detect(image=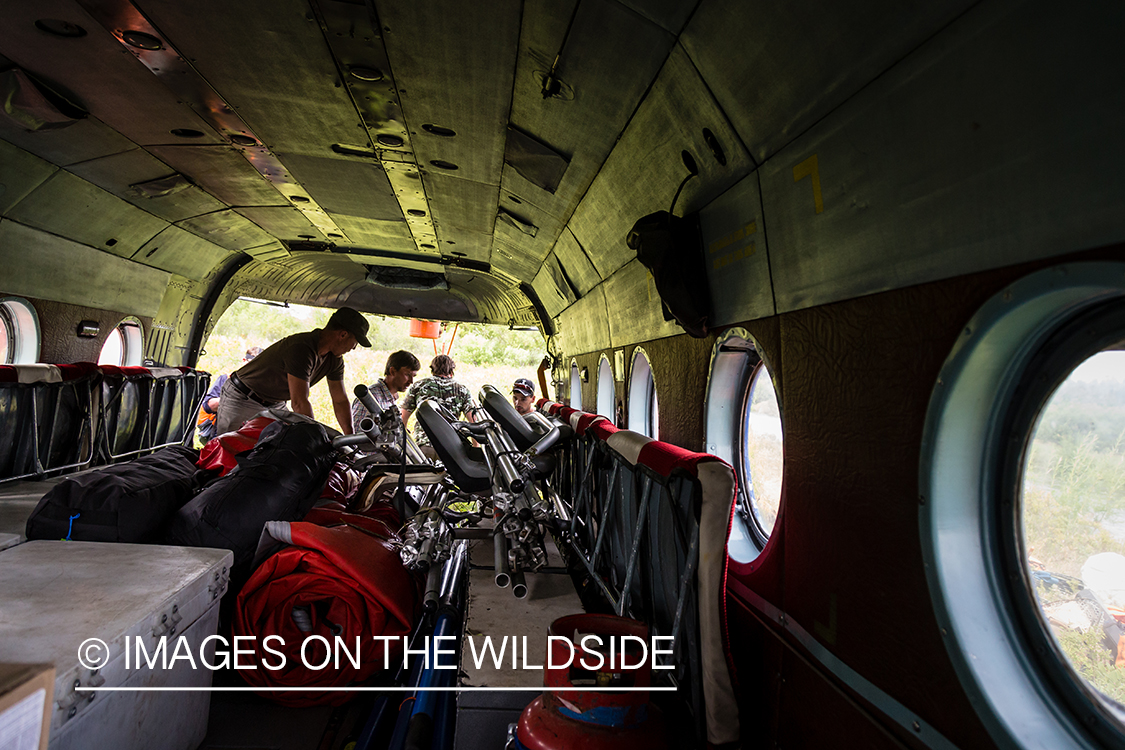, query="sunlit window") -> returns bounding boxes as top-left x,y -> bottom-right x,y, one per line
739,363 -> 783,541
99,320 -> 144,366
596,355 -> 614,420
0,298 -> 40,364
1022,348 -> 1125,718
570,363 -> 582,409
628,348 -> 658,439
